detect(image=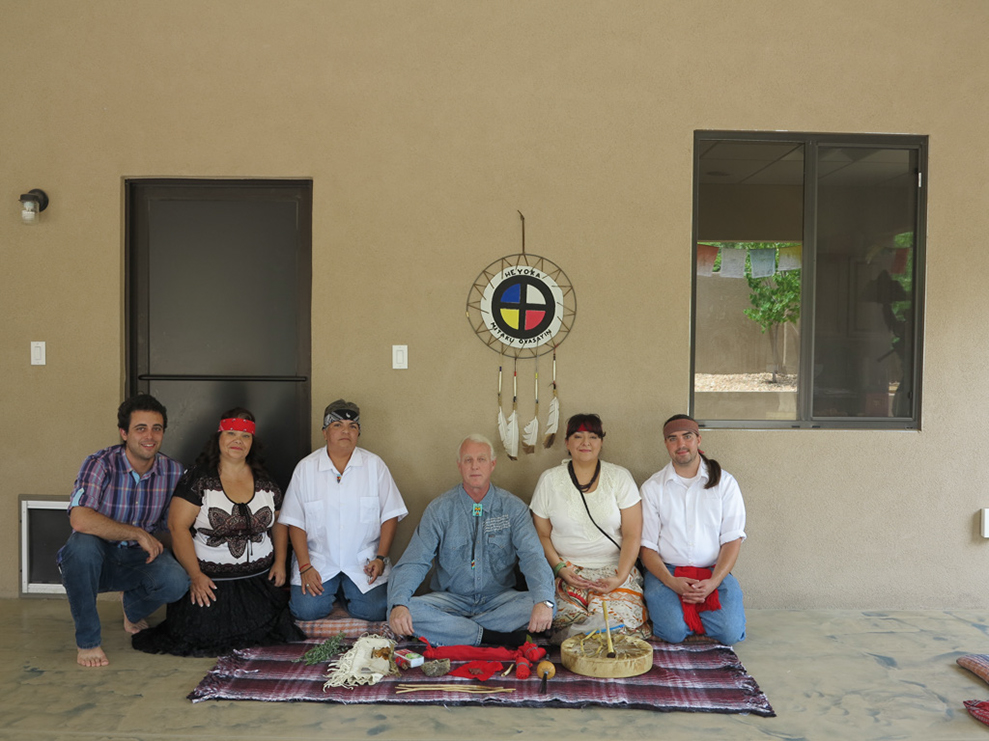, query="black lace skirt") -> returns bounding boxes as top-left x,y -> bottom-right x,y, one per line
132,572 -> 304,657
